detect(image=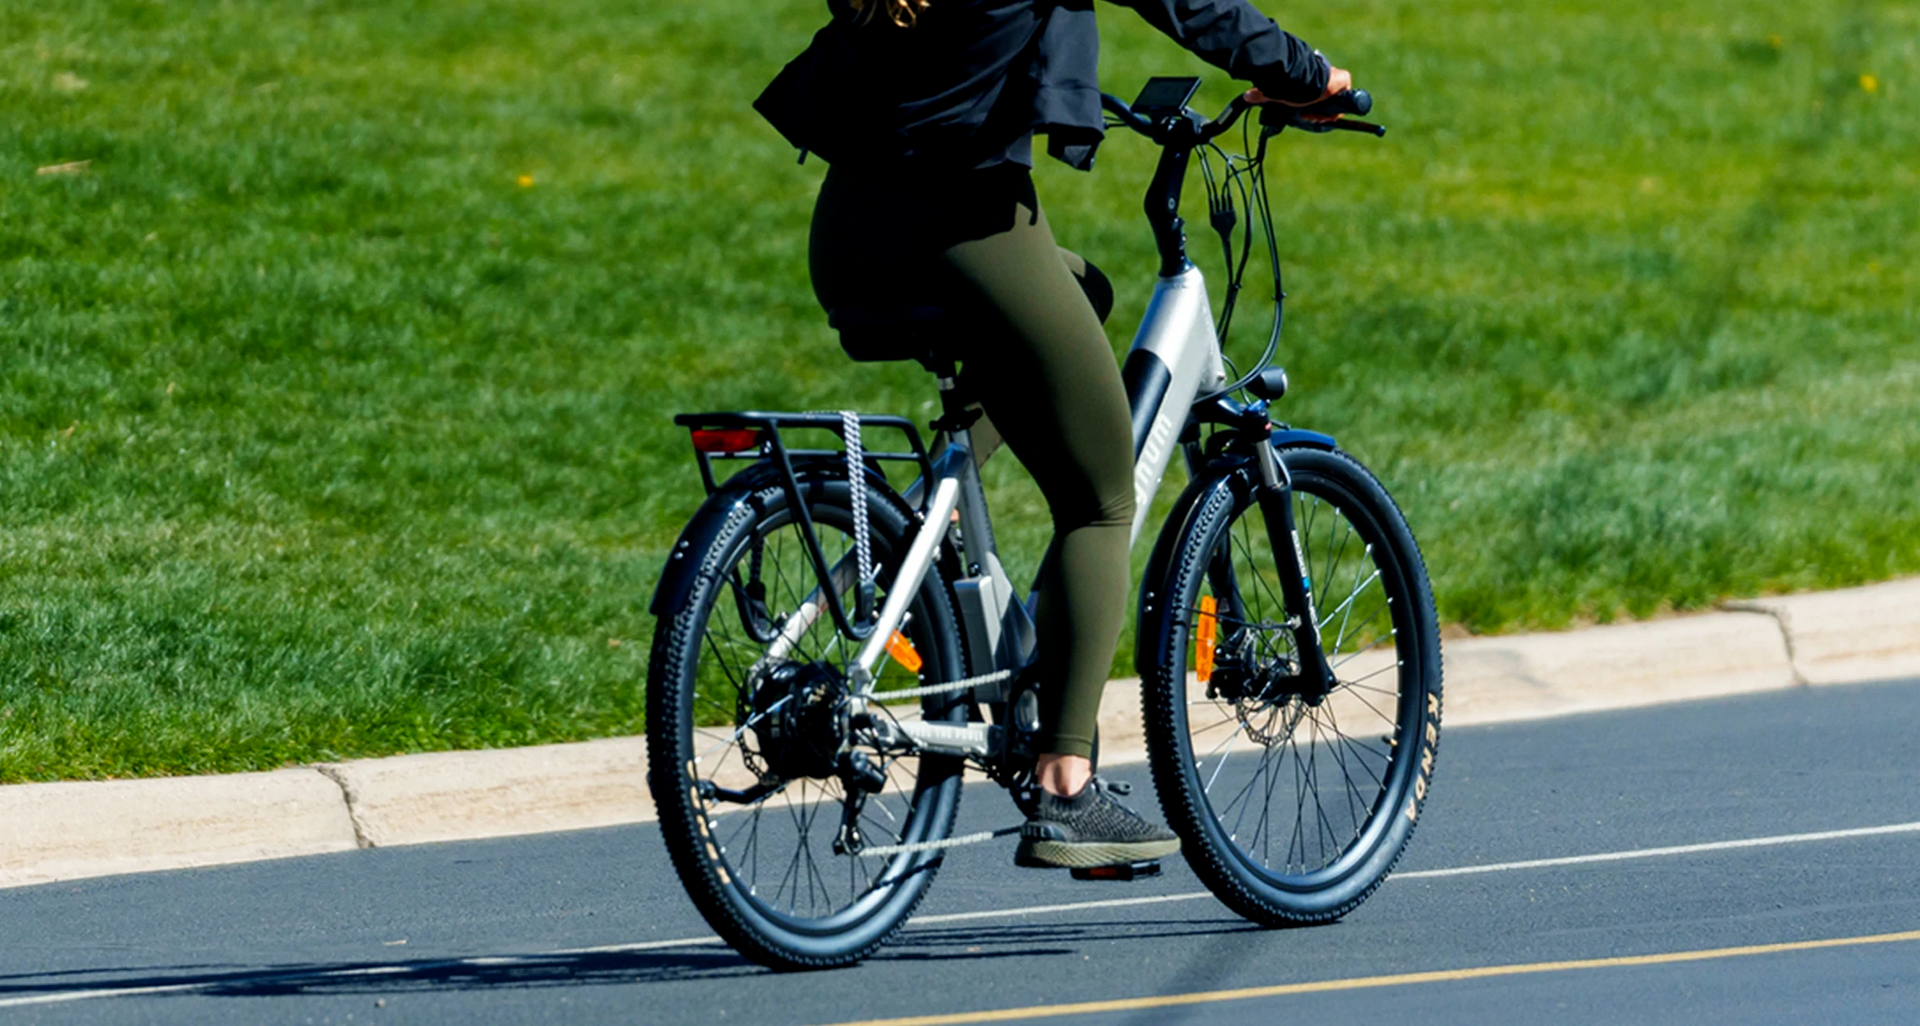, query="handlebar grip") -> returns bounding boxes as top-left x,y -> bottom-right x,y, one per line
1299,88 -> 1370,119
1258,88 -> 1380,134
